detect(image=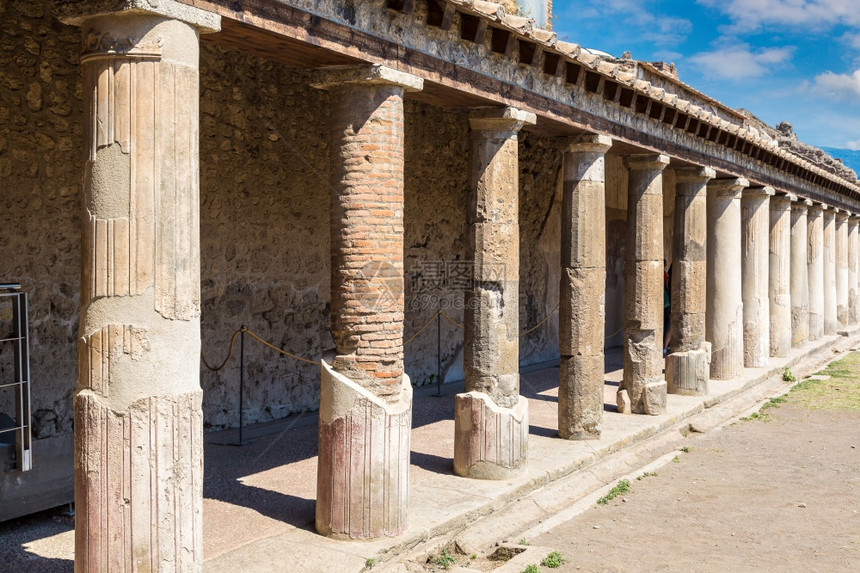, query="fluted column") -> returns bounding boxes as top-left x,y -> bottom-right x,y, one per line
558,135 -> 611,440
455,106 -> 535,479
823,208 -> 838,335
707,178 -> 748,380
836,210 -> 850,330
769,193 -> 793,358
808,203 -> 825,340
58,2 -> 220,570
741,186 -> 773,367
666,167 -> 713,395
312,65 -> 423,538
618,154 -> 669,415
850,215 -> 860,324
790,199 -> 811,345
